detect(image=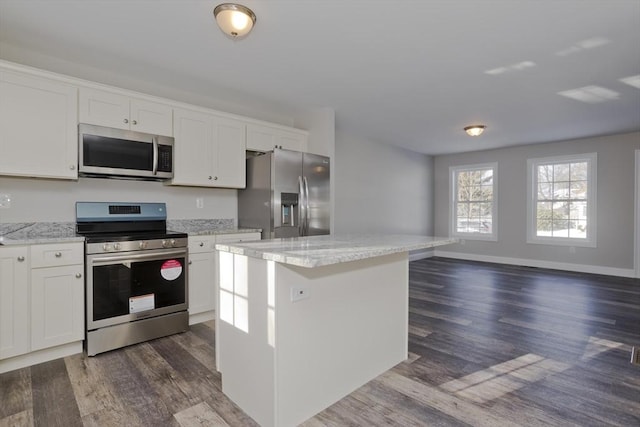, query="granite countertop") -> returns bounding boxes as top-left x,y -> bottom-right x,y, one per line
0,222 -> 82,245
215,234 -> 457,268
167,219 -> 261,236
0,219 -> 261,246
